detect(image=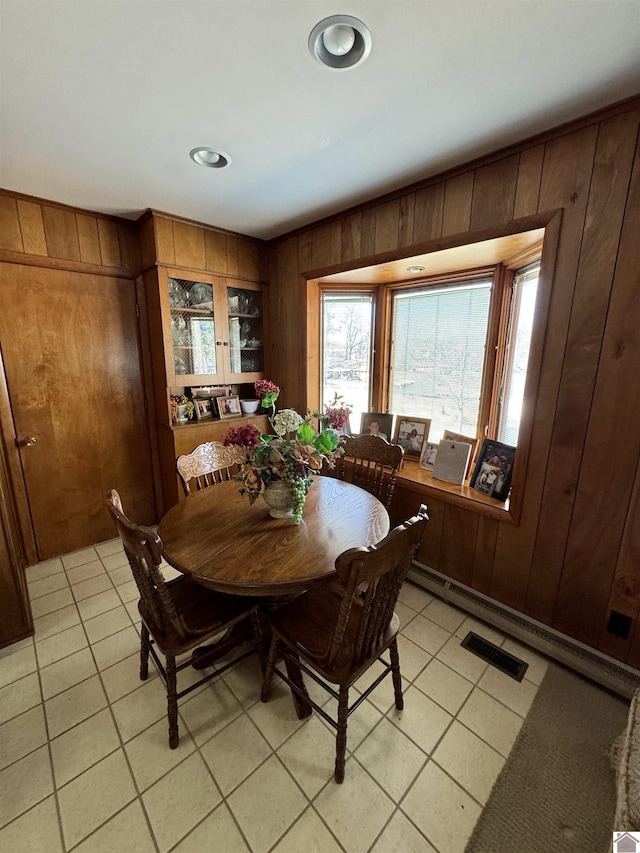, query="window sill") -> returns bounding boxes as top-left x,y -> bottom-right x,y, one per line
396,464 -> 516,524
